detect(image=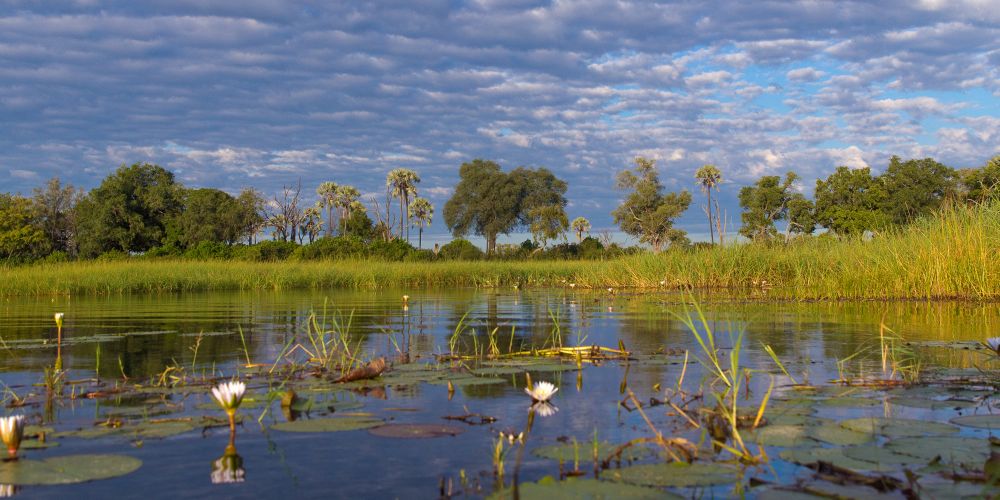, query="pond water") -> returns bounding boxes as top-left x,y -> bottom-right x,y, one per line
1,289 -> 998,498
